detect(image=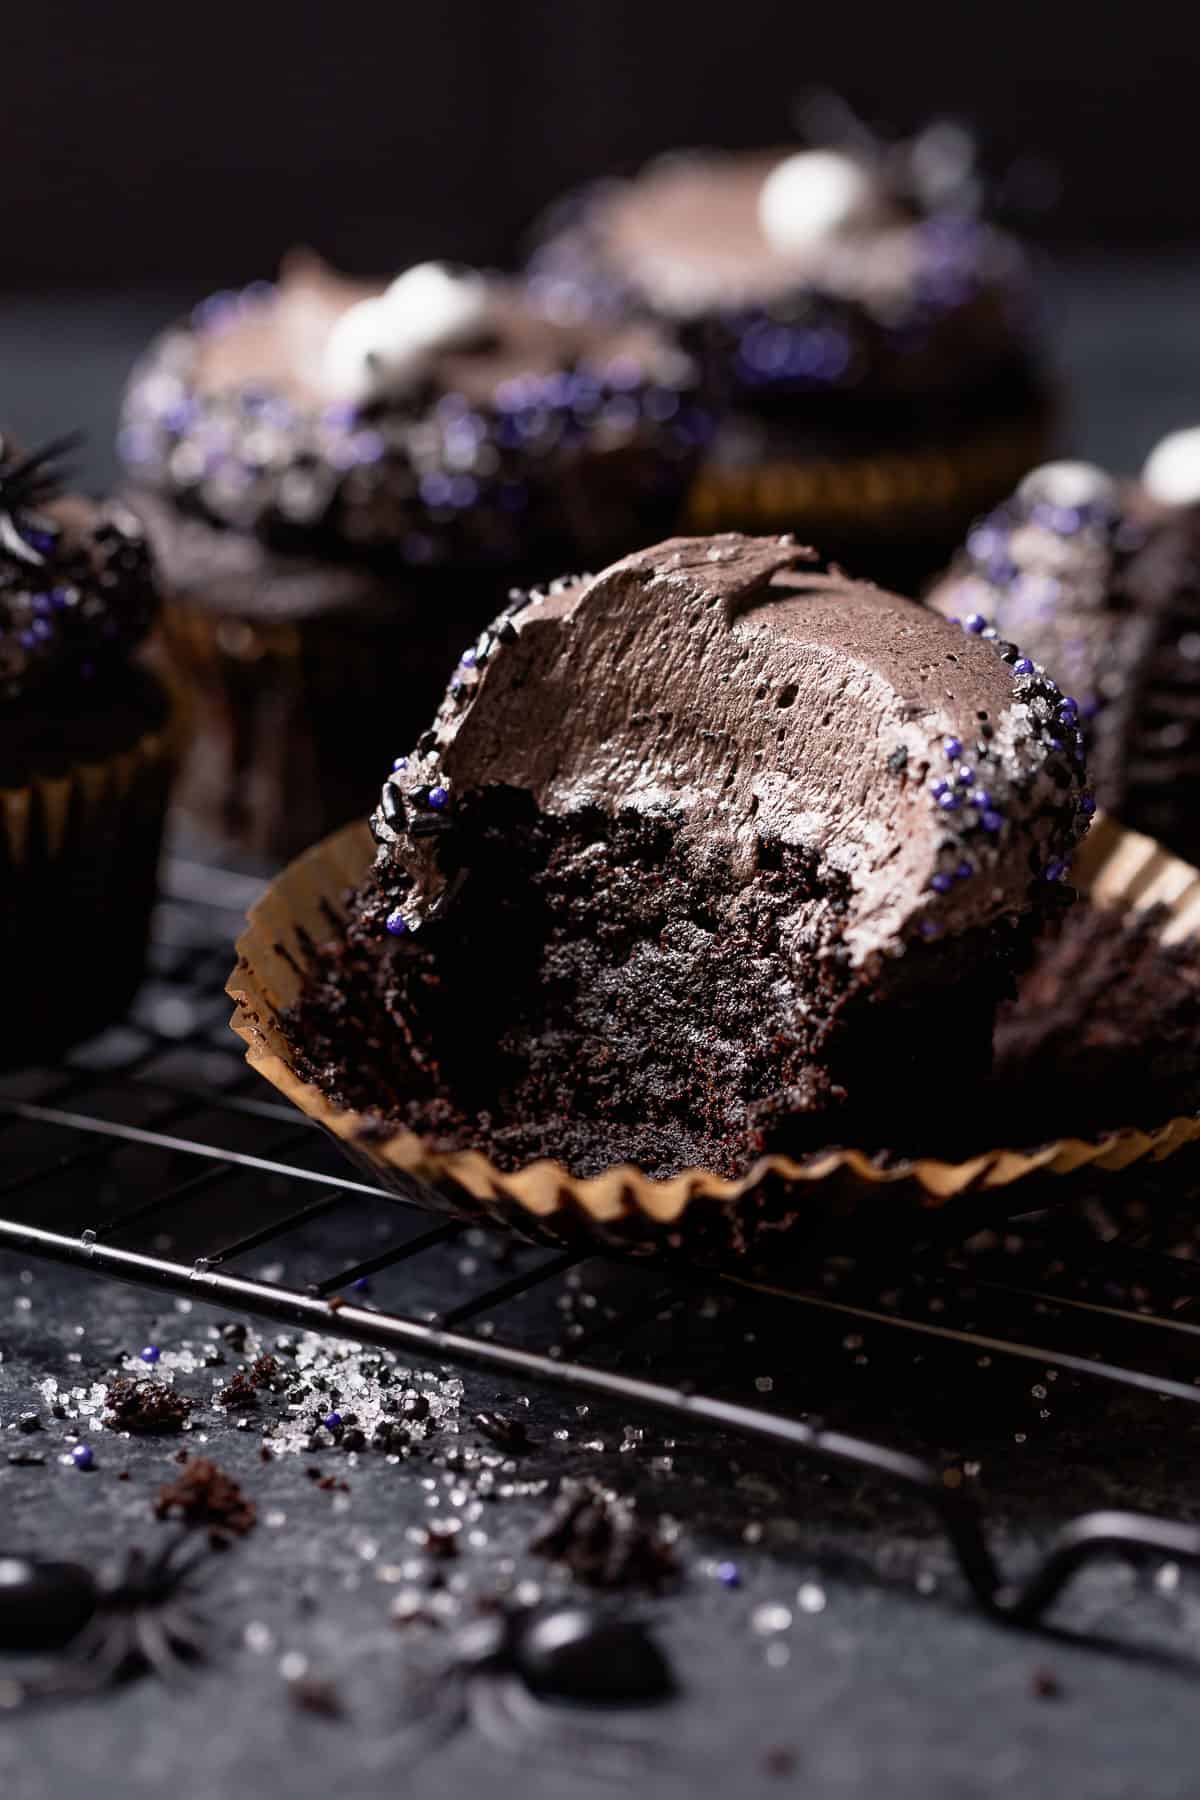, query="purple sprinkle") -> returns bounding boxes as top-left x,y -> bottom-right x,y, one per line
140,1345 -> 161,1364
1013,658 -> 1035,676
1044,859 -> 1066,882
955,766 -> 975,786
428,786 -> 449,810
956,862 -> 974,881
931,872 -> 955,894
944,737 -> 963,760
937,792 -> 962,811
930,779 -> 949,798
323,1412 -> 343,1432
964,613 -> 987,634
351,1277 -> 371,1294
71,1444 -> 95,1470
969,790 -> 993,810
459,650 -> 477,669
392,756 -> 408,772
716,1561 -> 741,1588
385,910 -> 408,937
1045,737 -> 1063,752
981,809 -> 1004,833
1057,697 -> 1079,721
1080,794 -> 1097,816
